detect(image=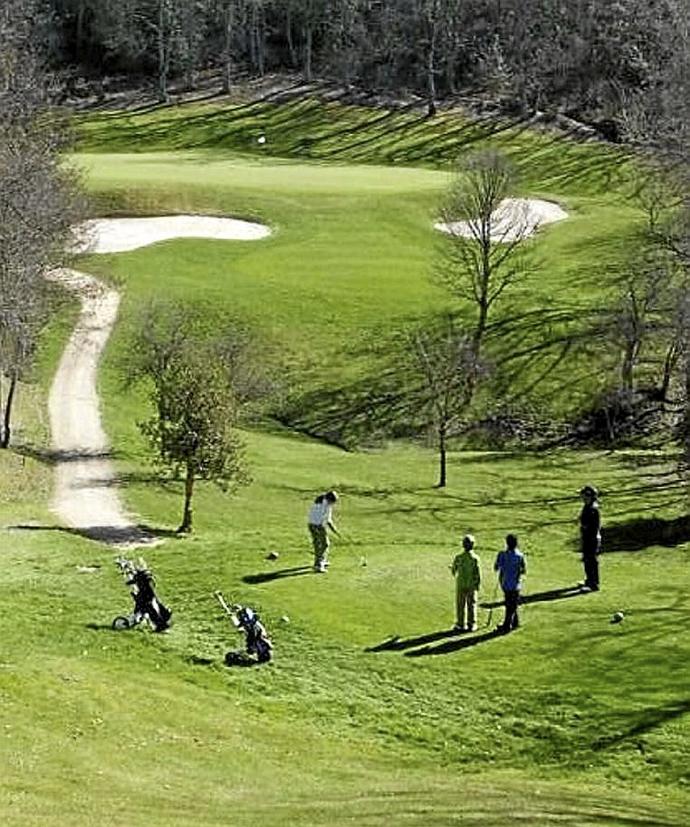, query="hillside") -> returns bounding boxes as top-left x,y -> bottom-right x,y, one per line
1,95 -> 688,826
